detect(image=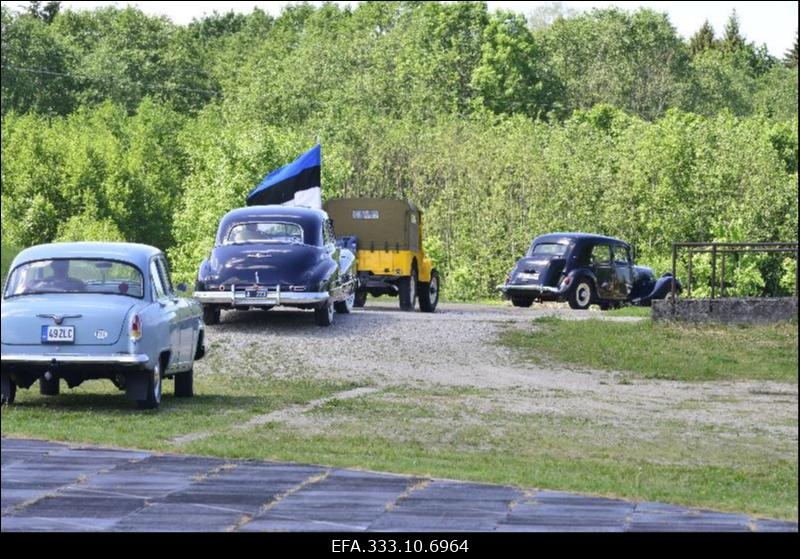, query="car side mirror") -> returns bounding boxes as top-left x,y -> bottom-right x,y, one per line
177,283 -> 187,293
